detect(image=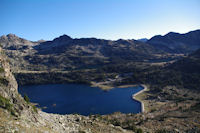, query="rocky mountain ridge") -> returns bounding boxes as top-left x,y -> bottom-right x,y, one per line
0,34 -> 38,50
148,29 -> 200,53
0,32 -> 166,72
